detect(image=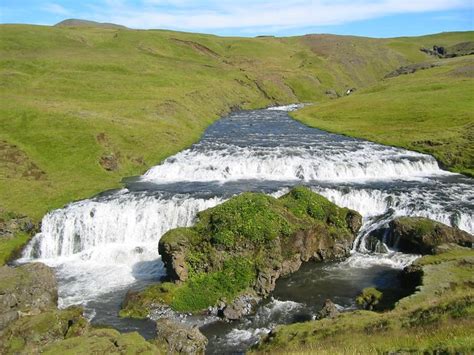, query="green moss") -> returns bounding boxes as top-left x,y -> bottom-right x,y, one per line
196,193 -> 294,247
171,258 -> 256,312
0,231 -> 31,265
280,185 -> 349,228
120,258 -> 256,315
356,287 -> 383,310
